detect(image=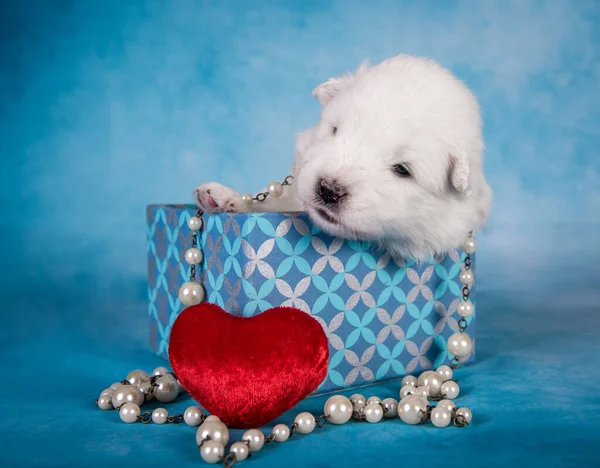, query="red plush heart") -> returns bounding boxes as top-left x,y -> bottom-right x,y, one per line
169,303 -> 329,428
